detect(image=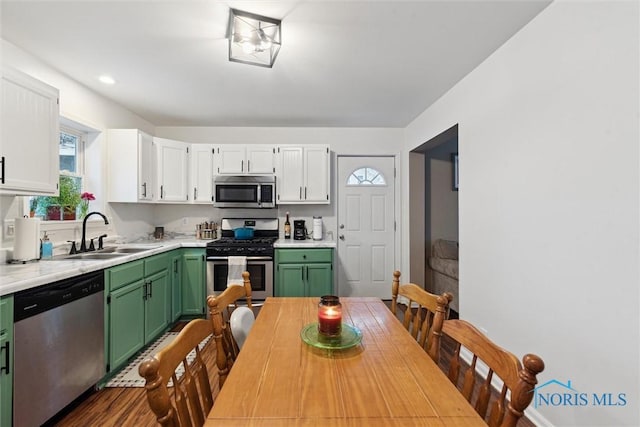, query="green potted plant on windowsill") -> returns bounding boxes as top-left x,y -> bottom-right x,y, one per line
41,175 -> 81,220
